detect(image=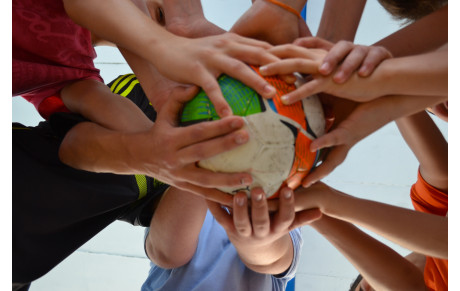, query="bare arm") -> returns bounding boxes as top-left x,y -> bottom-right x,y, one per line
310,215 -> 427,291
316,0 -> 367,42
375,5 -> 447,57
58,89 -> 254,206
60,79 -> 153,132
396,111 -> 448,191
291,183 -> 448,259
145,187 -> 207,268
63,0 -> 279,117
